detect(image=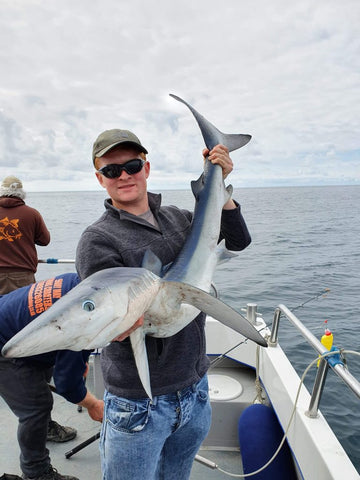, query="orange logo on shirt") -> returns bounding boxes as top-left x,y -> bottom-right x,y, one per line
27,277 -> 64,317
0,217 -> 22,242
